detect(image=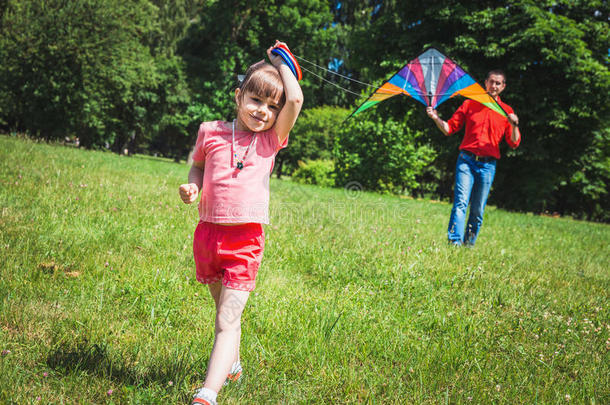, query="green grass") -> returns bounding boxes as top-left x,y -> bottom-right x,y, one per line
1,134 -> 608,404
